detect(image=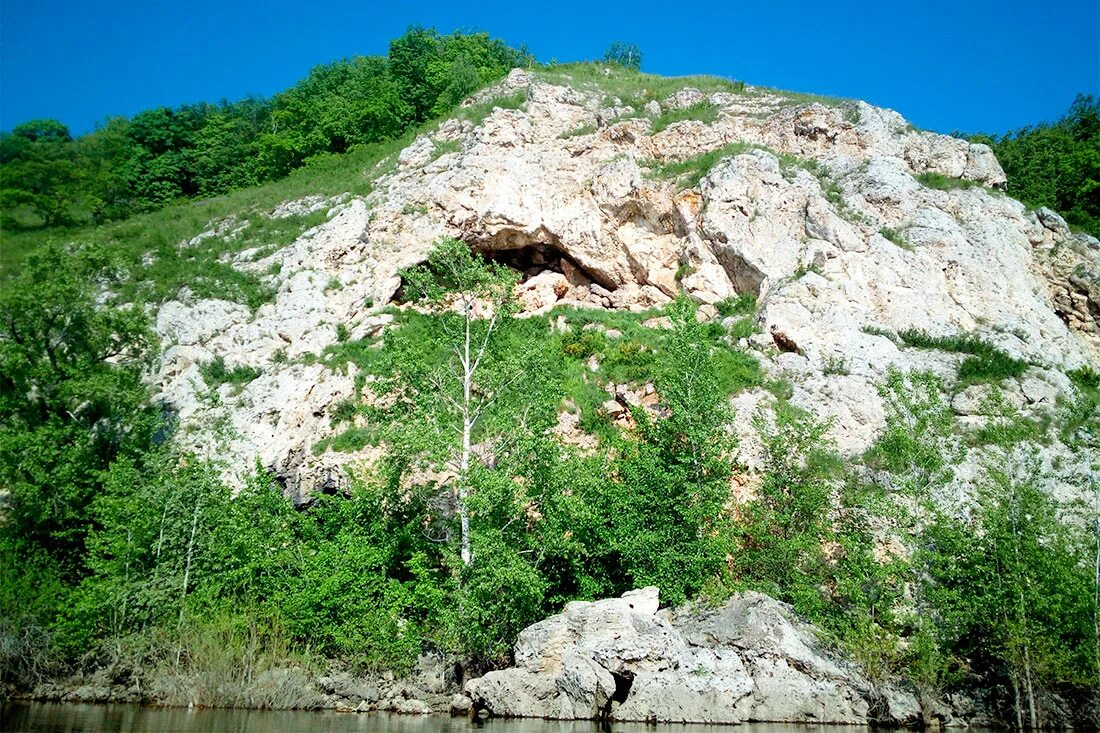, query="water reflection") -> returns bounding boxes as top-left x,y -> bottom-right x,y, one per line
1,703 -> 875,733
